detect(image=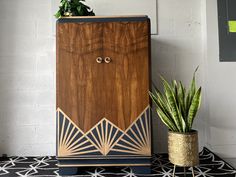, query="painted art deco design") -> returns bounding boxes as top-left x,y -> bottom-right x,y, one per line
57,106 -> 151,157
